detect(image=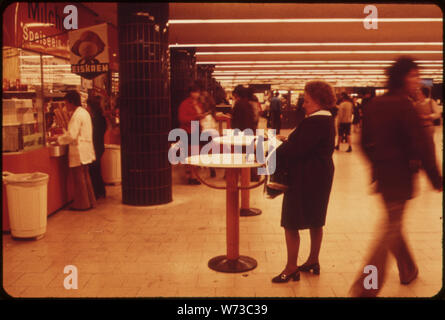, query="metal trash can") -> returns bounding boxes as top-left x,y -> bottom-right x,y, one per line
101,144 -> 121,184
3,171 -> 49,239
